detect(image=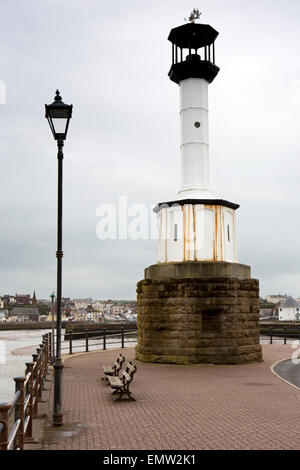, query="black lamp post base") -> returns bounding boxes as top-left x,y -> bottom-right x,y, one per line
52,358 -> 64,427
52,413 -> 64,427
